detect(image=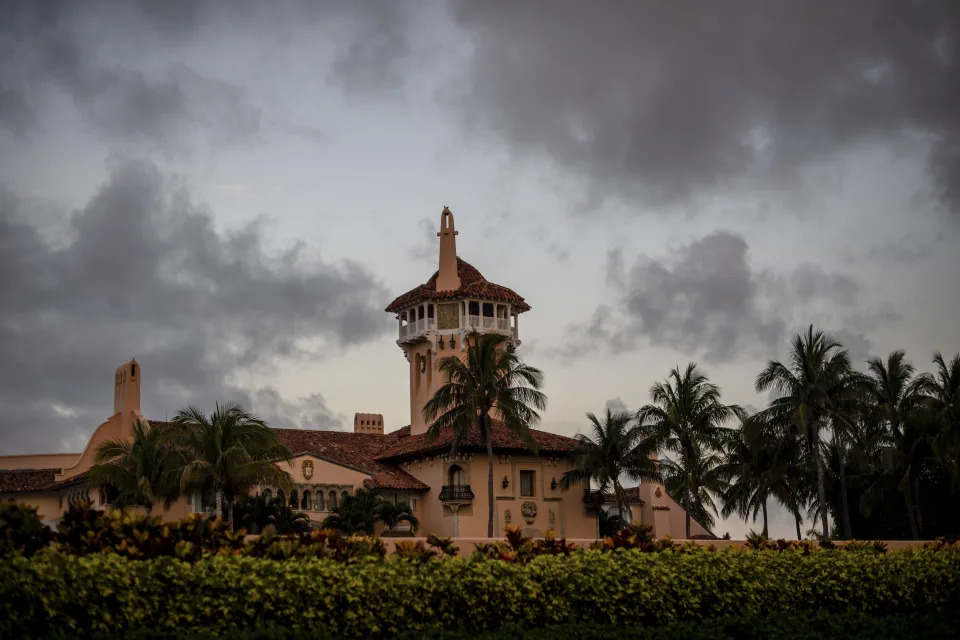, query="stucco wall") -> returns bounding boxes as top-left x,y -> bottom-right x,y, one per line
395,453 -> 597,539
0,453 -> 79,471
